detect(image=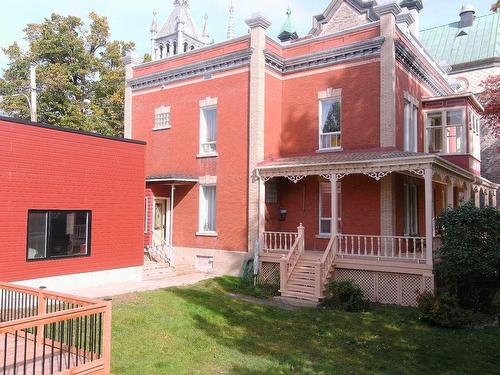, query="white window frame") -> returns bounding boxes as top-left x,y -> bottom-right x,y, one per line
318,97 -> 342,151
425,107 -> 466,154
198,184 -> 217,236
403,99 -> 418,152
318,182 -> 342,236
470,111 -> 481,160
153,106 -> 171,130
403,181 -> 418,236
